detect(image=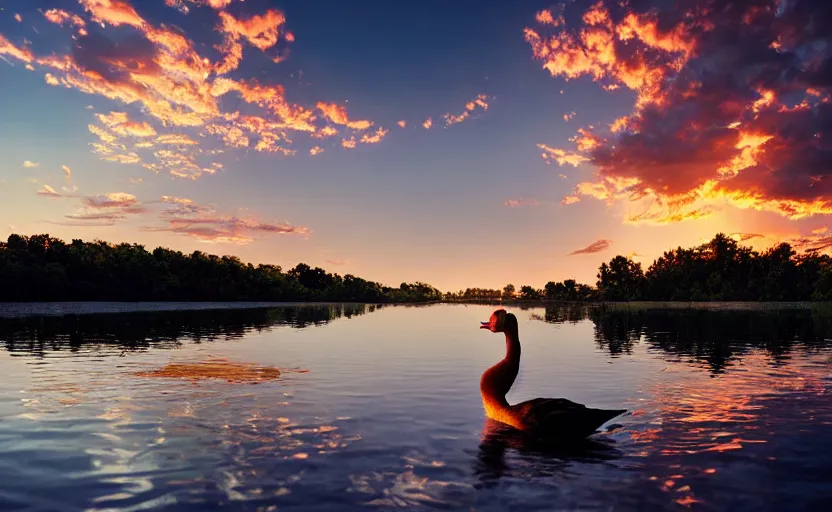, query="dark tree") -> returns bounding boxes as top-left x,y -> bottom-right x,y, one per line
0,234 -> 440,303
